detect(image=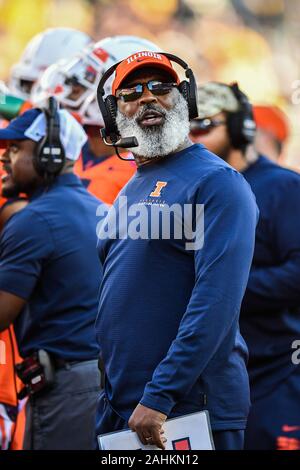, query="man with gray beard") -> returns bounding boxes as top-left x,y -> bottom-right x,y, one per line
95,52 -> 258,450
115,68 -> 190,160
